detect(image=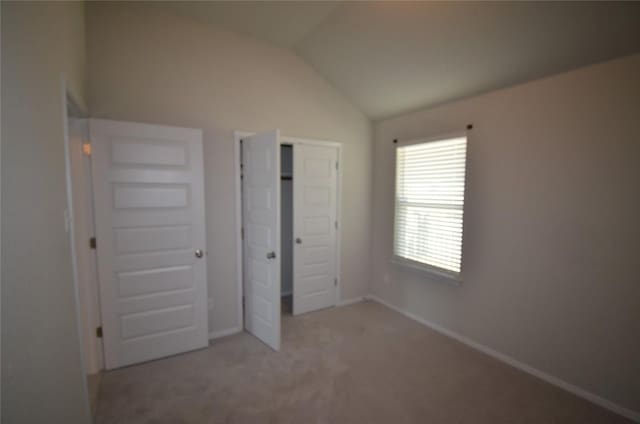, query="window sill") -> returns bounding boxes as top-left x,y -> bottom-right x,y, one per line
390,256 -> 462,286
